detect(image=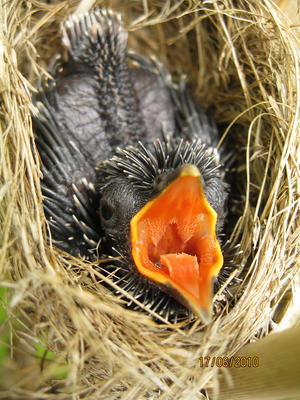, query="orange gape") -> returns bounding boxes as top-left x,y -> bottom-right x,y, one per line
130,167 -> 223,321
